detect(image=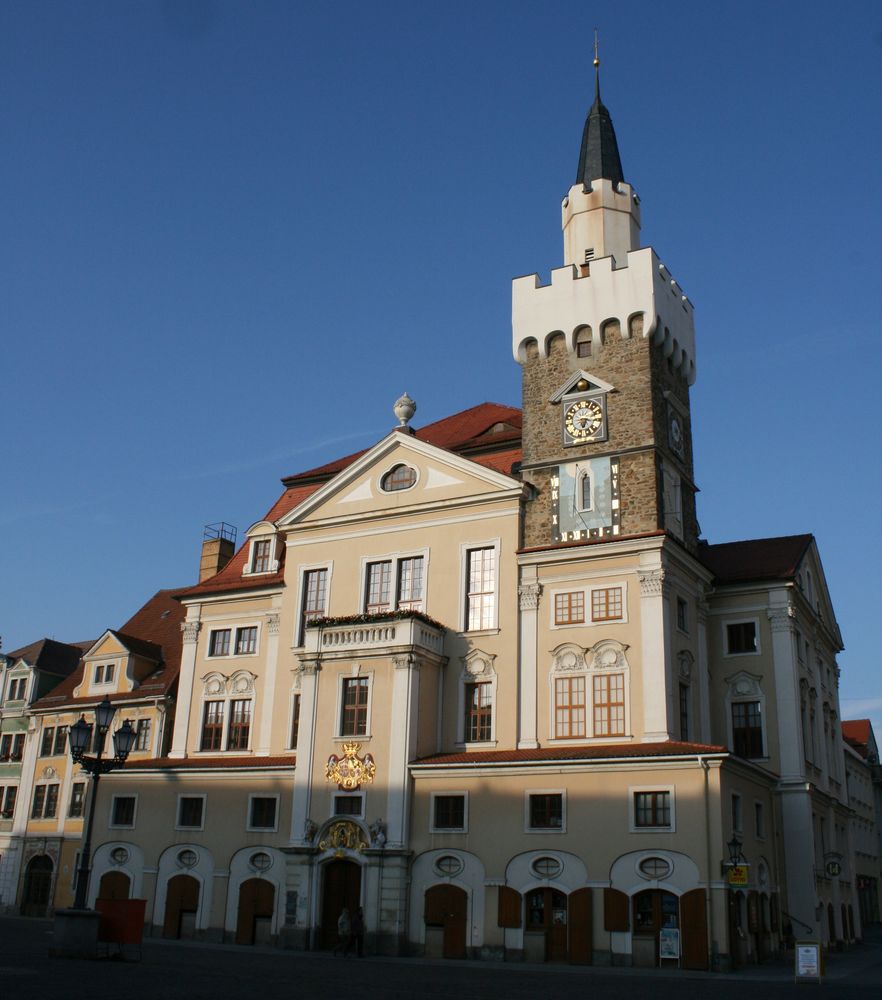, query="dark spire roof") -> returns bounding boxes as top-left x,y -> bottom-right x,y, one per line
575,63 -> 625,189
